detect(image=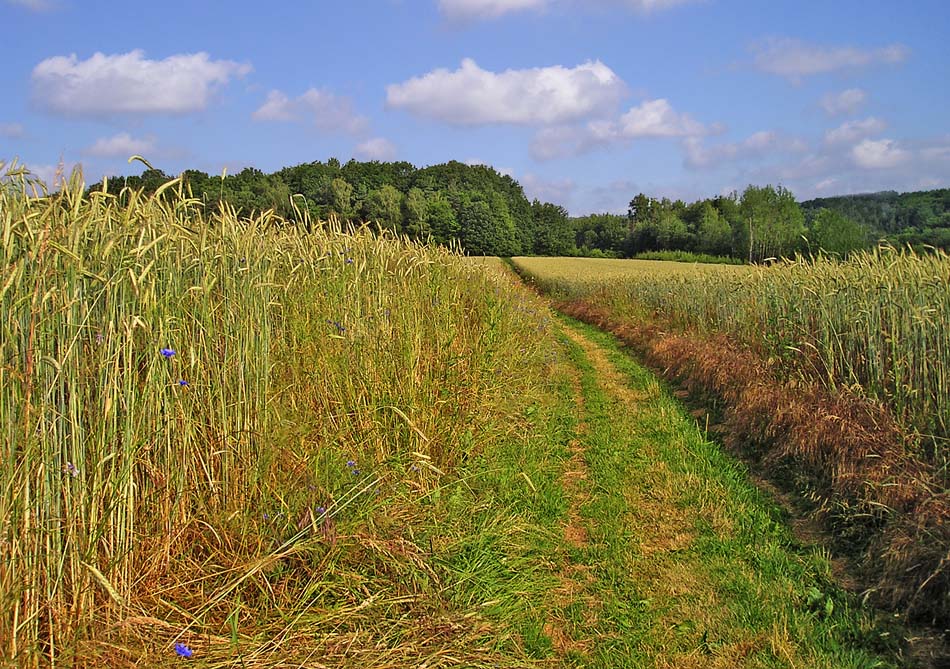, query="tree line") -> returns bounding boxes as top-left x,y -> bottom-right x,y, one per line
90,160 -> 950,261
576,184 -> 950,261
91,159 -> 574,257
